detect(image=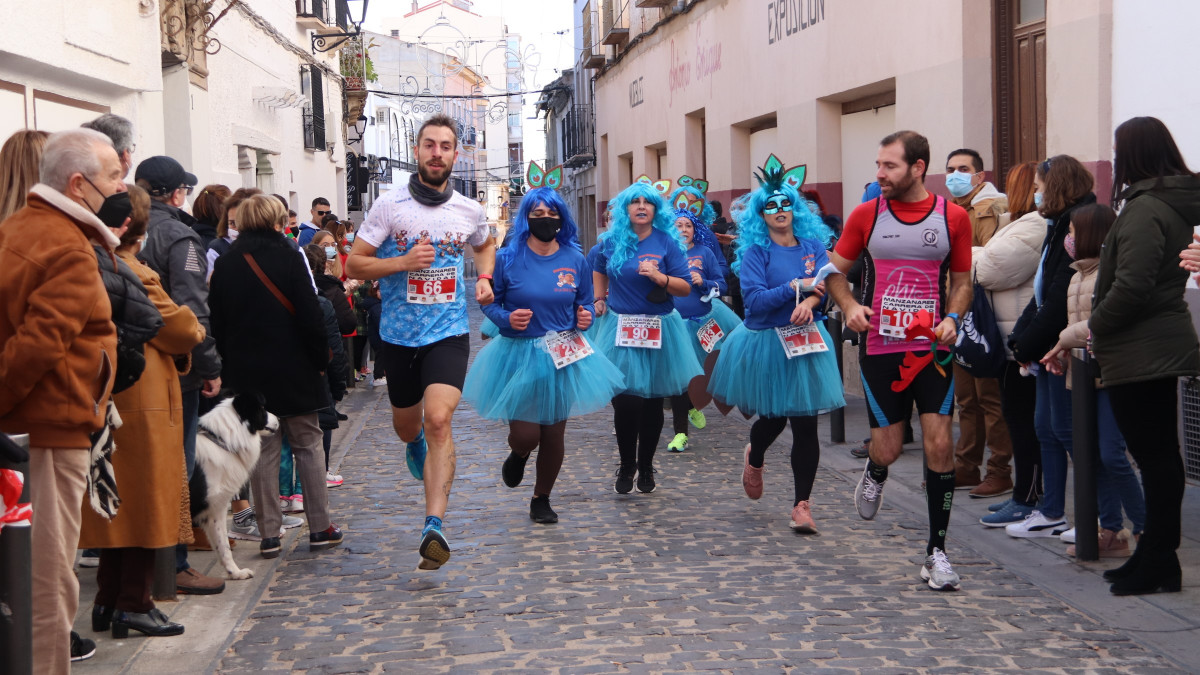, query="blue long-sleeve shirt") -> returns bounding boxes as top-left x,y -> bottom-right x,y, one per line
481,243 -> 595,338
592,229 -> 690,316
674,244 -> 728,319
740,239 -> 830,330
